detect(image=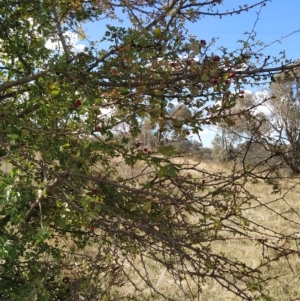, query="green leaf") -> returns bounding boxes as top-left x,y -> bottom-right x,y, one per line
153,27 -> 162,39
157,164 -> 179,177
201,73 -> 210,81
143,201 -> 152,211
158,145 -> 177,156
